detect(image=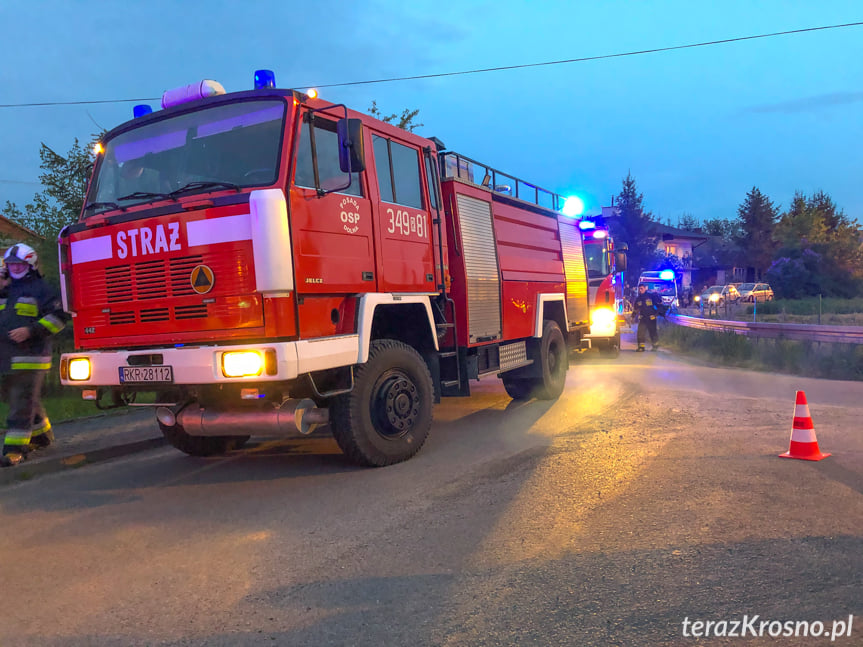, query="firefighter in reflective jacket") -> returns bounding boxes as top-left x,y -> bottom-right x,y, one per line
0,243 -> 69,467
632,283 -> 665,352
